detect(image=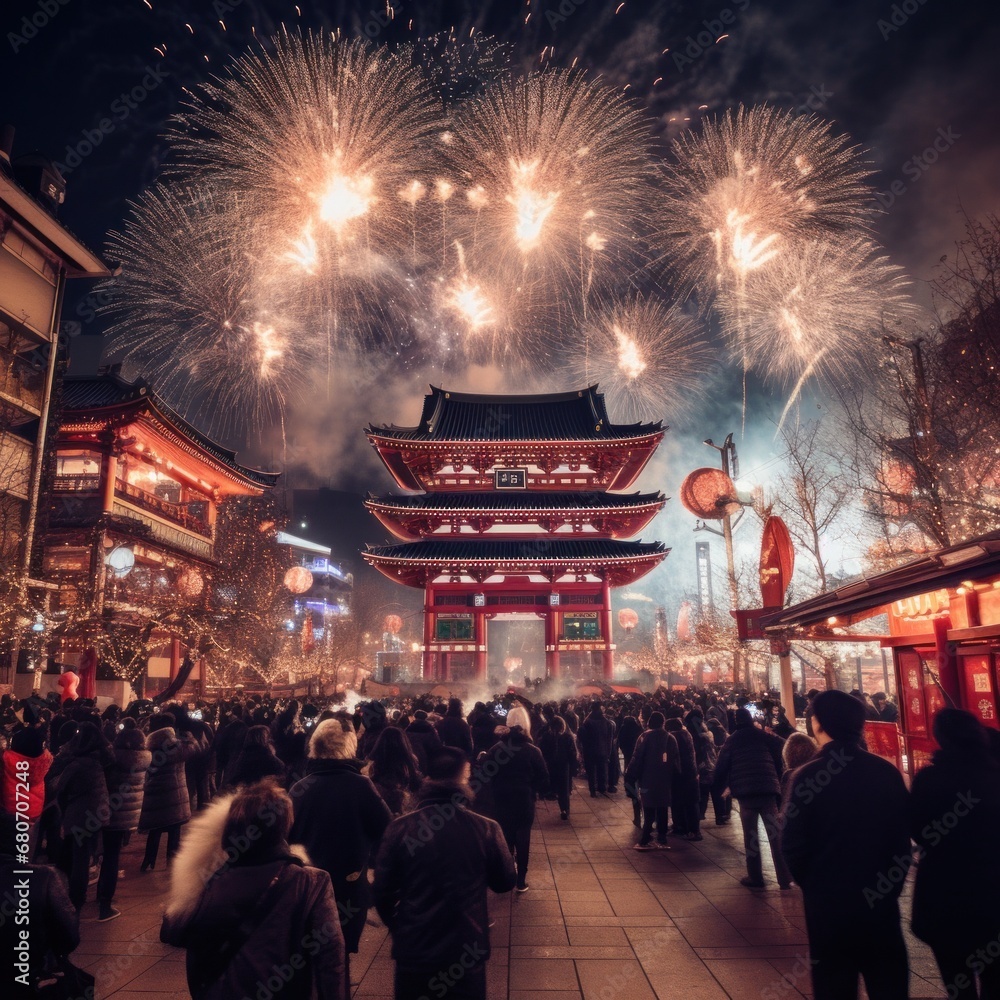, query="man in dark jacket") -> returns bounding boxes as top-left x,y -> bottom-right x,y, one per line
664,713 -> 700,840
436,699 -> 474,759
578,701 -> 616,797
404,711 -> 441,775
713,708 -> 791,888
373,747 -> 516,1000
625,713 -> 680,849
781,690 -> 910,1000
